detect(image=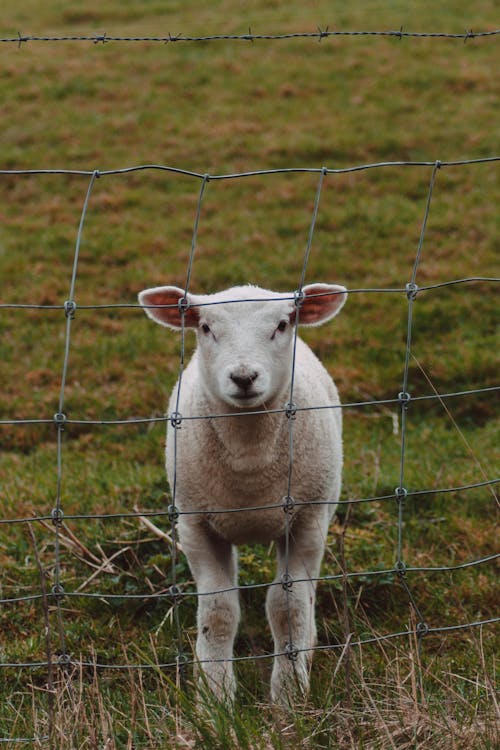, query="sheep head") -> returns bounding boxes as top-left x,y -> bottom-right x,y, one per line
138,284 -> 347,410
